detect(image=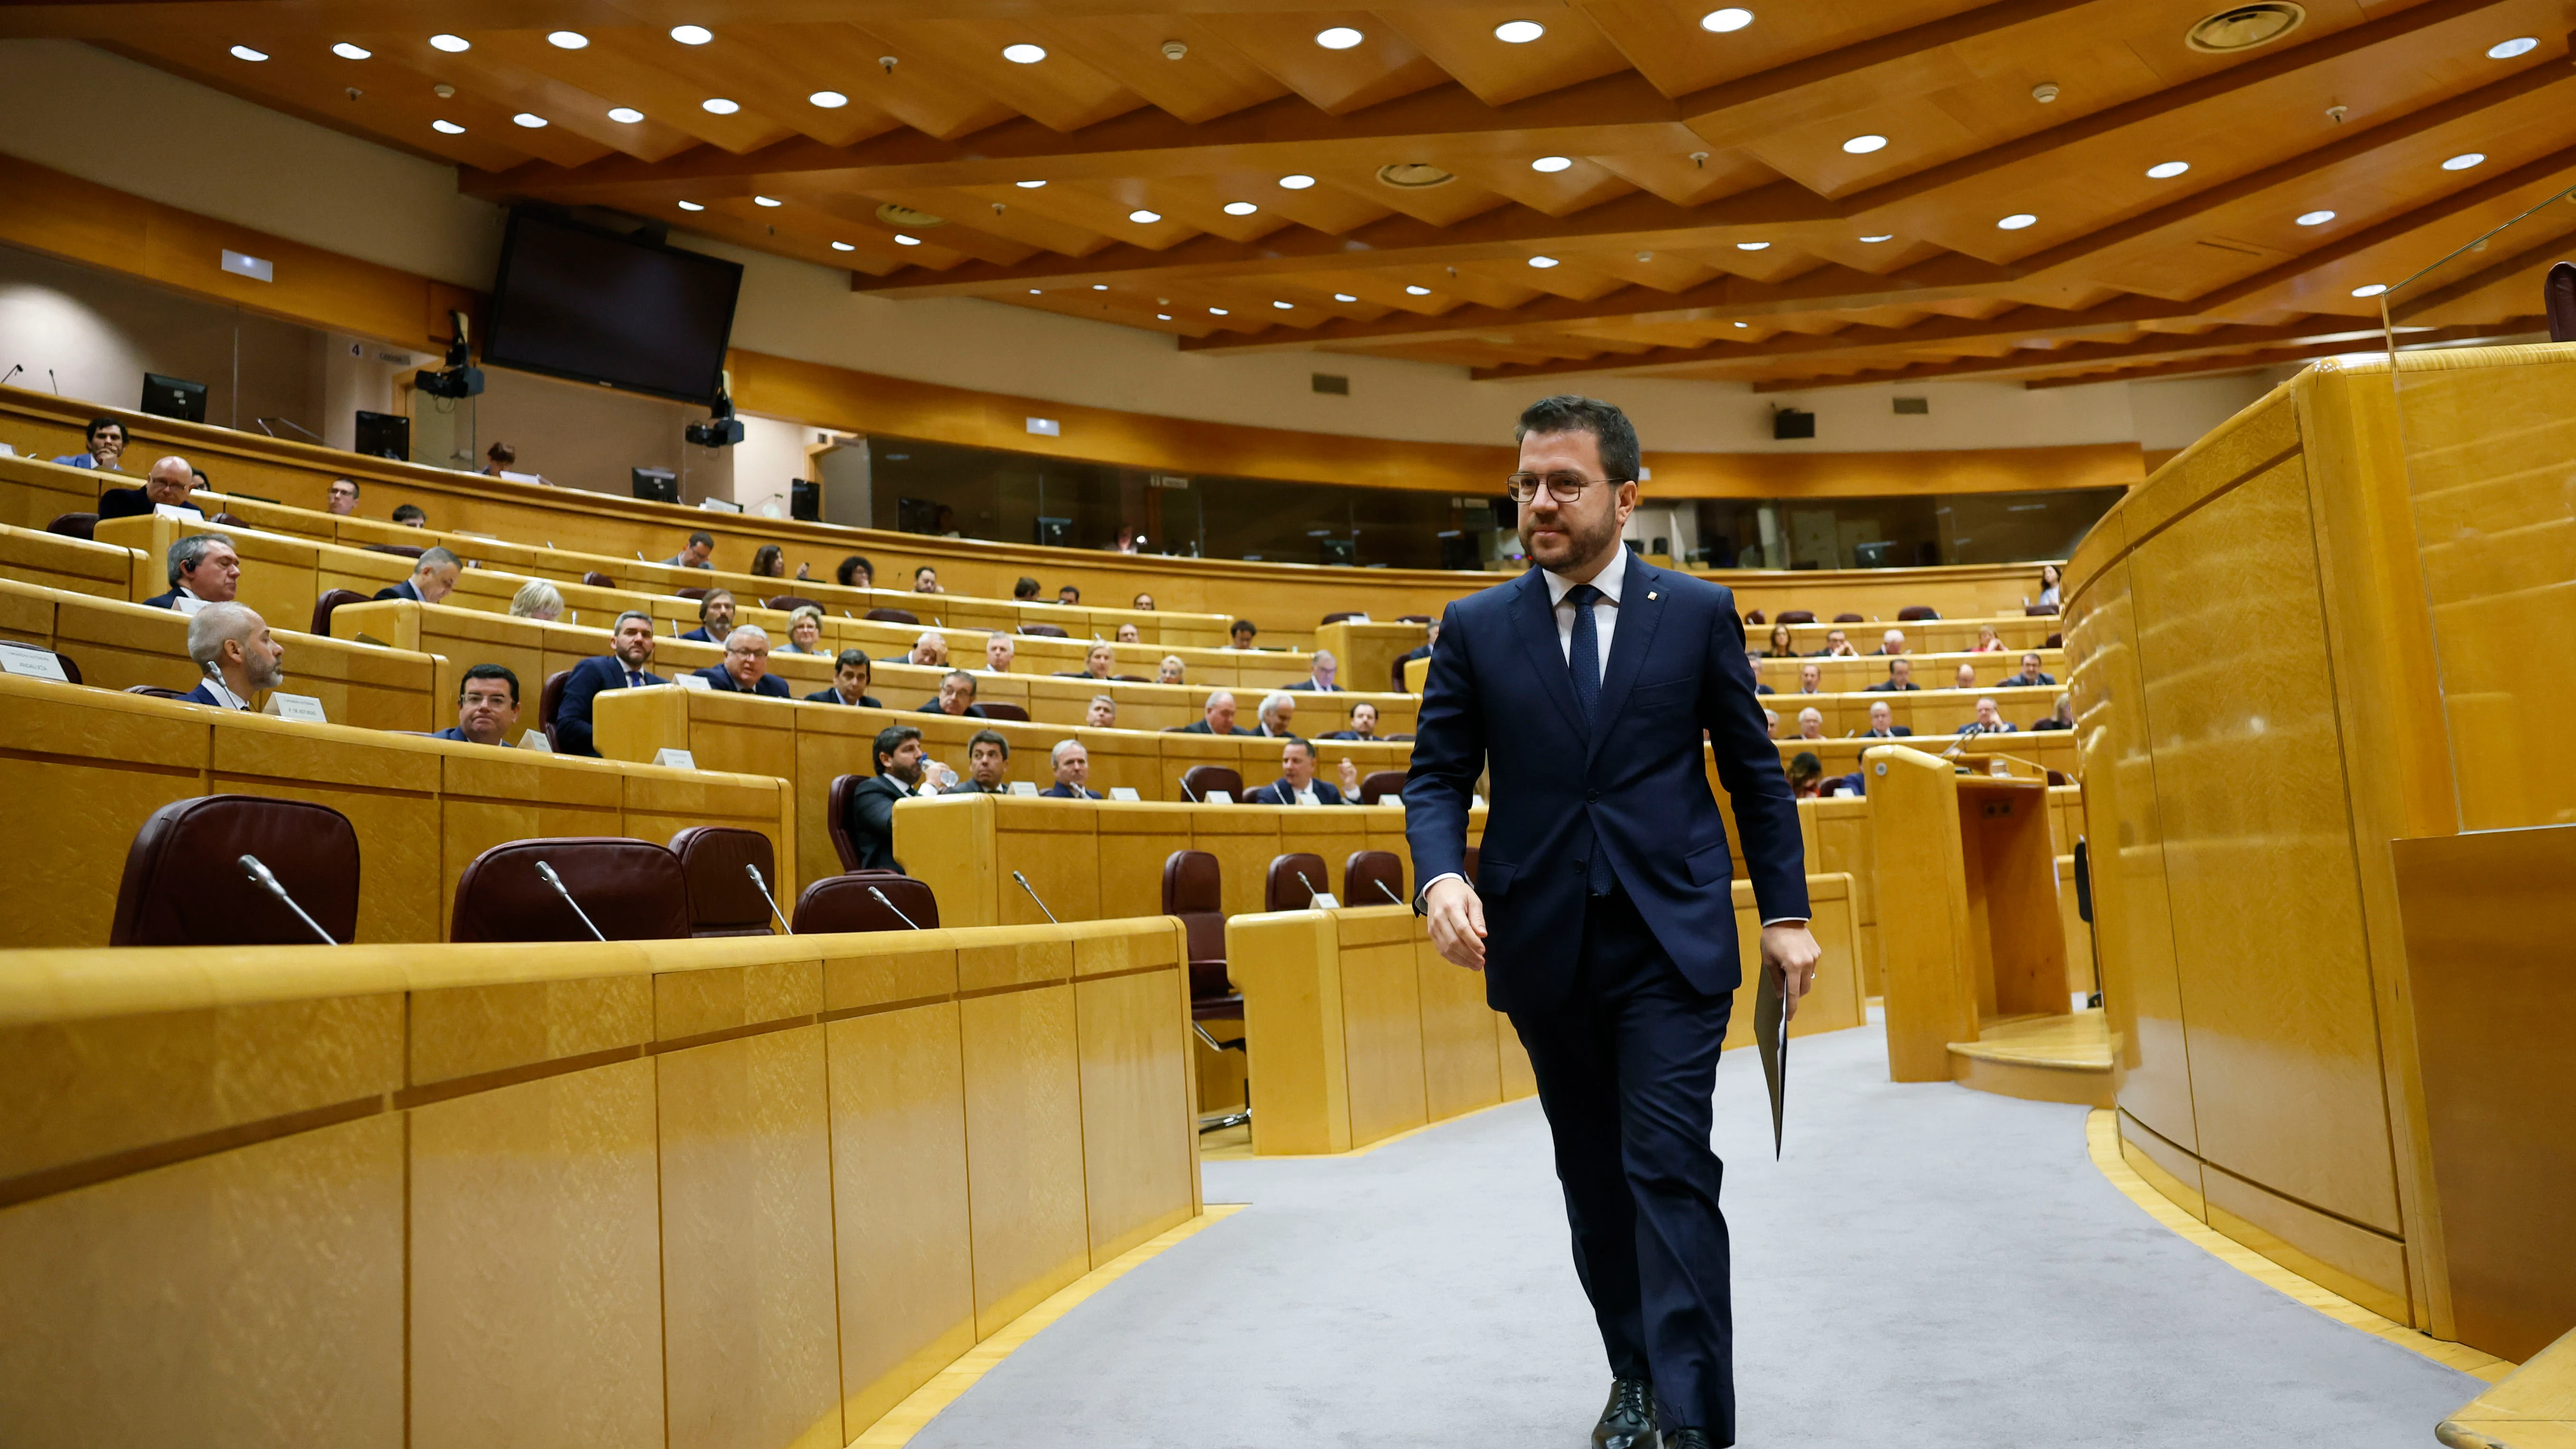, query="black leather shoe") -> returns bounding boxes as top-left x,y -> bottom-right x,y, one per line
1665,1430 -> 1714,1449
1592,1378 -> 1658,1449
